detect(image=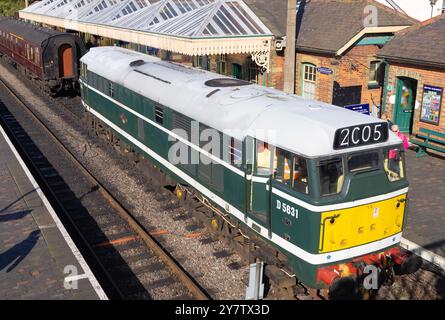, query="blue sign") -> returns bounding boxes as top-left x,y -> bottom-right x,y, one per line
345,103 -> 370,115
317,67 -> 333,75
